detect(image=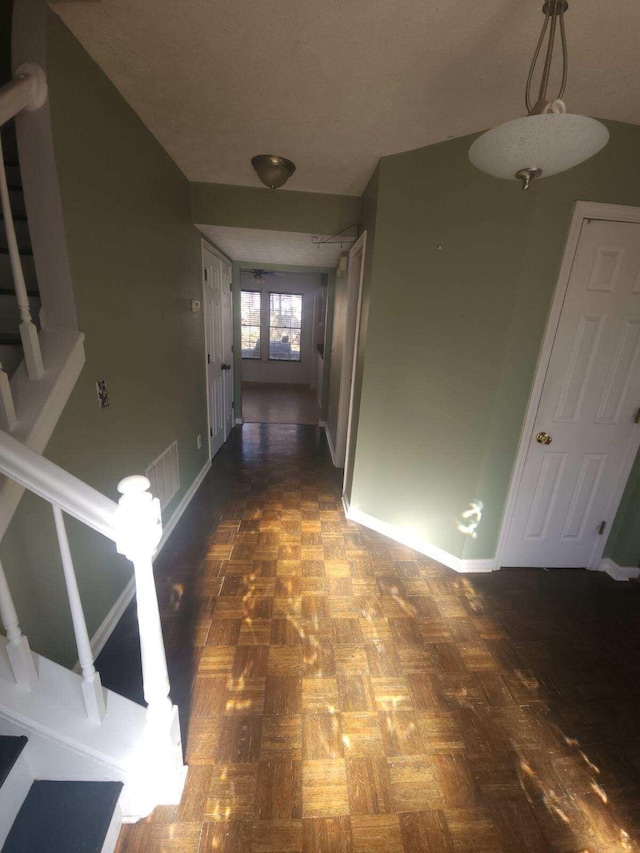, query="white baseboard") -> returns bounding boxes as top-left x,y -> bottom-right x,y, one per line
84,458 -> 212,665
342,495 -> 499,574
597,558 -> 640,582
235,418 -> 244,425
87,577 -> 136,664
324,424 -> 339,467
157,458 -> 211,553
